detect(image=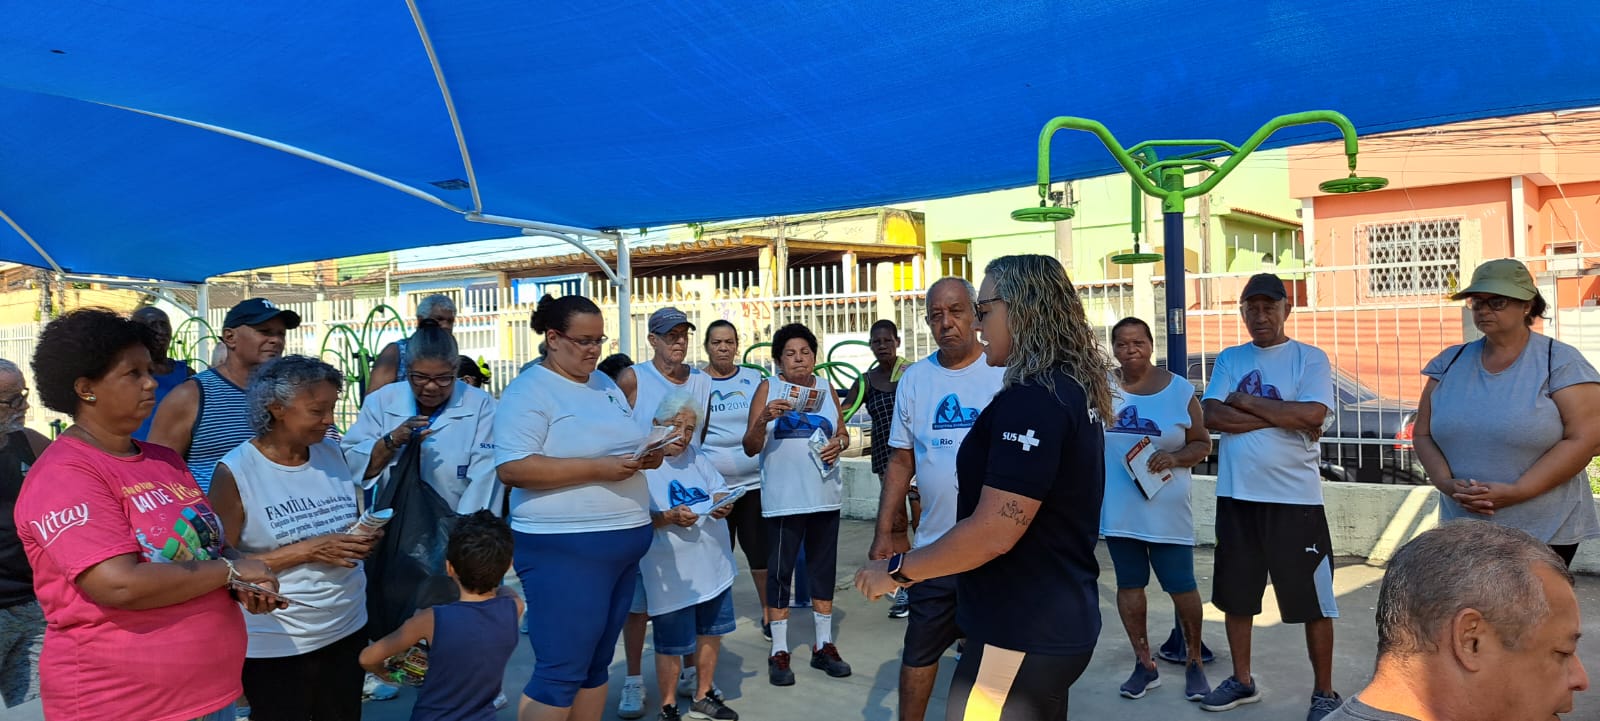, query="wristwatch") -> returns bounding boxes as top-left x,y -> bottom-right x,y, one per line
888,552 -> 915,586
383,433 -> 402,450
